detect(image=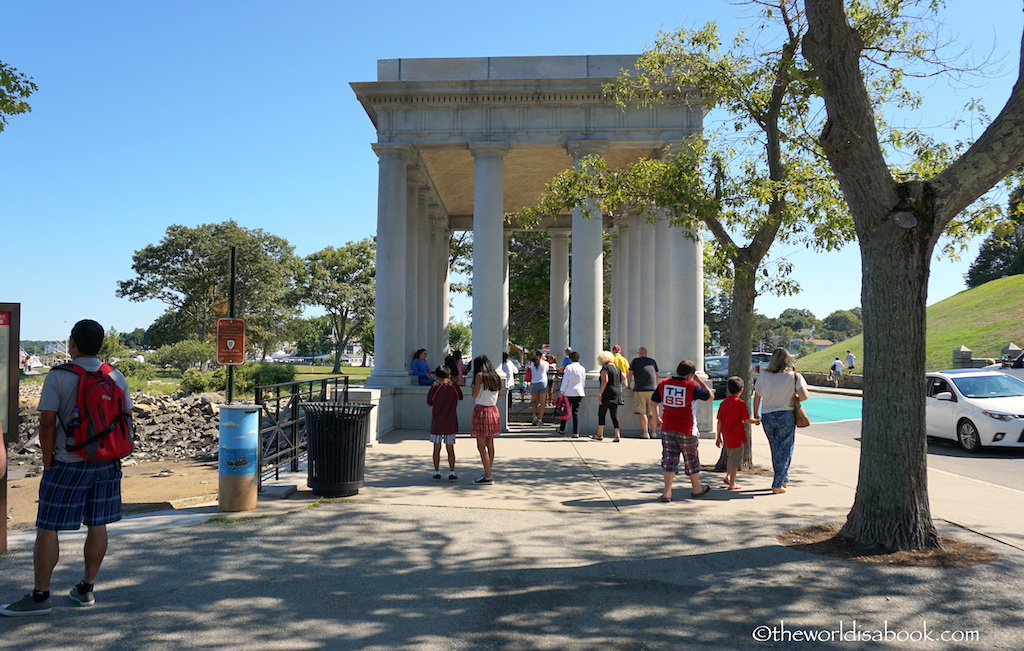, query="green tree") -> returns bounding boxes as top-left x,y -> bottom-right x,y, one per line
449,232 -> 474,296
777,308 -> 820,333
821,309 -> 862,341
507,232 -> 552,349
295,316 -> 332,358
354,318 -> 374,366
97,327 -> 130,362
120,328 -> 148,351
803,0 -> 1024,549
298,238 -> 375,373
447,321 -> 472,356
0,61 -> 37,133
145,310 -> 195,349
965,184 -> 1024,288
149,340 -> 216,373
517,6 -> 852,425
117,220 -> 301,344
